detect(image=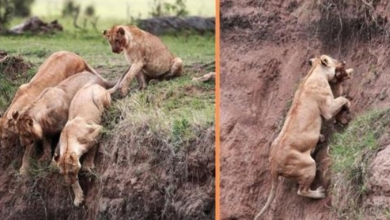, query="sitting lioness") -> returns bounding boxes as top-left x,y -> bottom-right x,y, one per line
253,55 -> 351,220
0,51 -> 100,147
14,72 -> 119,175
53,83 -> 116,206
102,25 -> 183,96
